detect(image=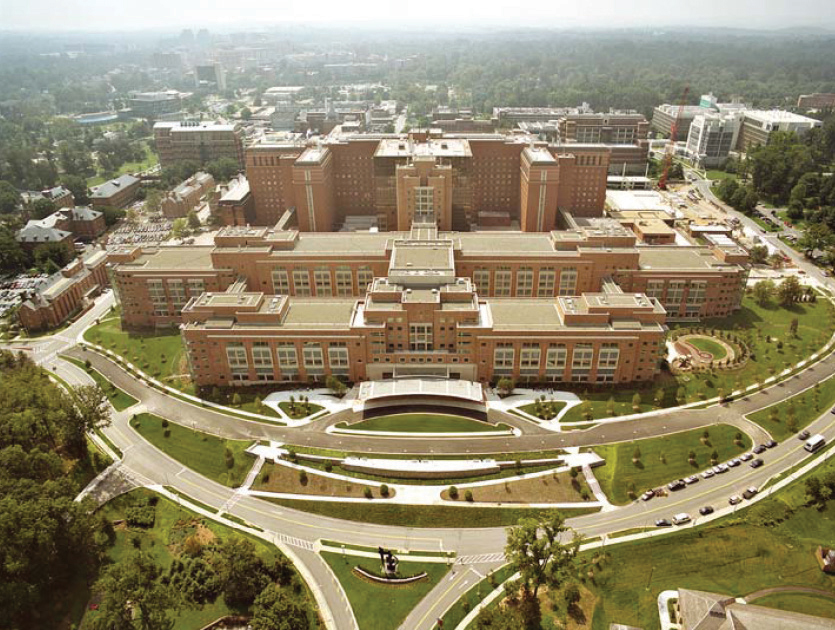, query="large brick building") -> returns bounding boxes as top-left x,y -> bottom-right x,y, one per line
154,121 -> 245,169
111,213 -> 748,387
